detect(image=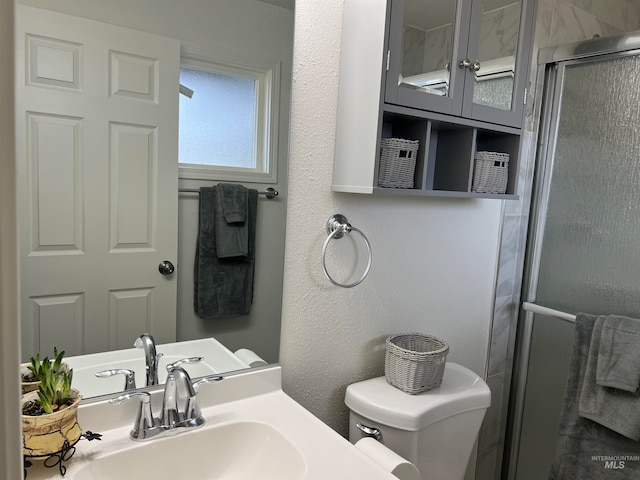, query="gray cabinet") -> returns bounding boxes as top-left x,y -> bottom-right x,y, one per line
333,0 -> 534,198
385,0 -> 536,128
